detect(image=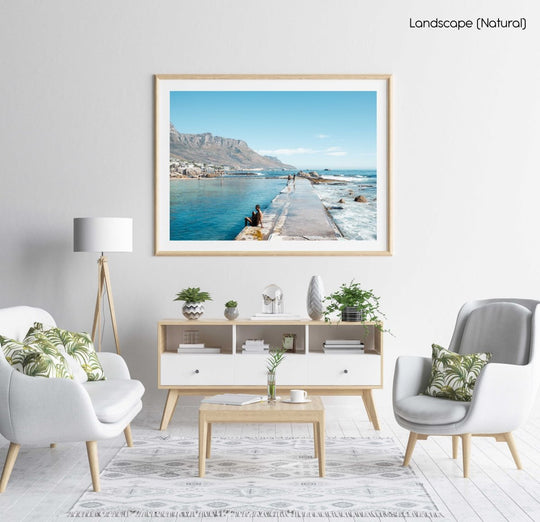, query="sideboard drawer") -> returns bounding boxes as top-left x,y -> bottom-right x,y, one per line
160,353 -> 234,385
233,354 -> 308,385
306,354 -> 381,385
